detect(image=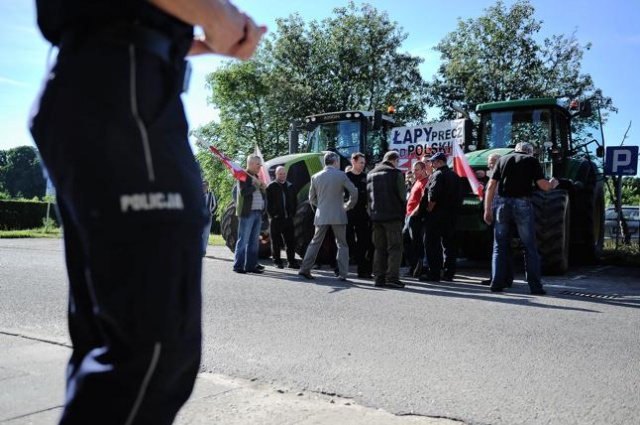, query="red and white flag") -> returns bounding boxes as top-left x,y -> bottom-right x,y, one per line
452,142 -> 483,201
203,143 -> 249,182
253,145 -> 271,185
